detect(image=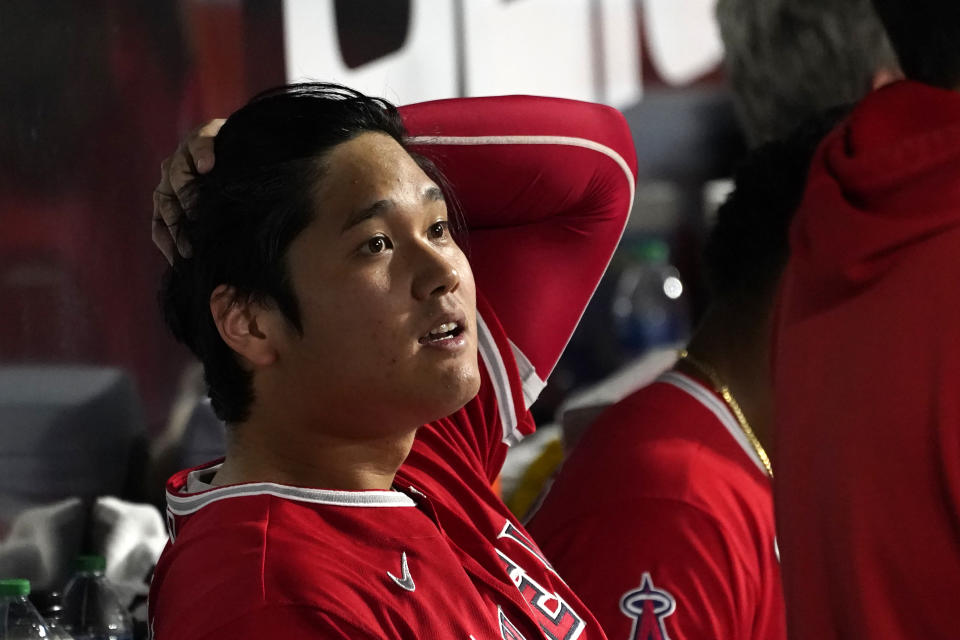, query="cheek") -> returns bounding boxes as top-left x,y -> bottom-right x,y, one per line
340,283 -> 410,365
454,252 -> 477,295
370,316 -> 403,367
